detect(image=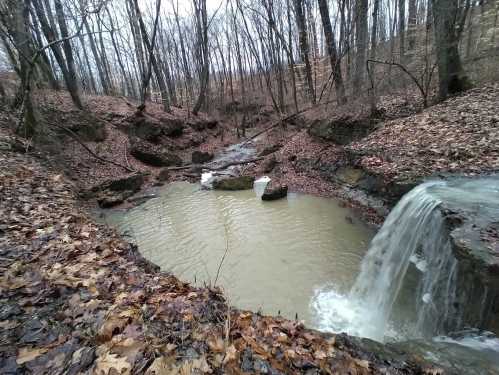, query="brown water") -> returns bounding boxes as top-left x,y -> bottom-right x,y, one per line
98,180 -> 374,327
